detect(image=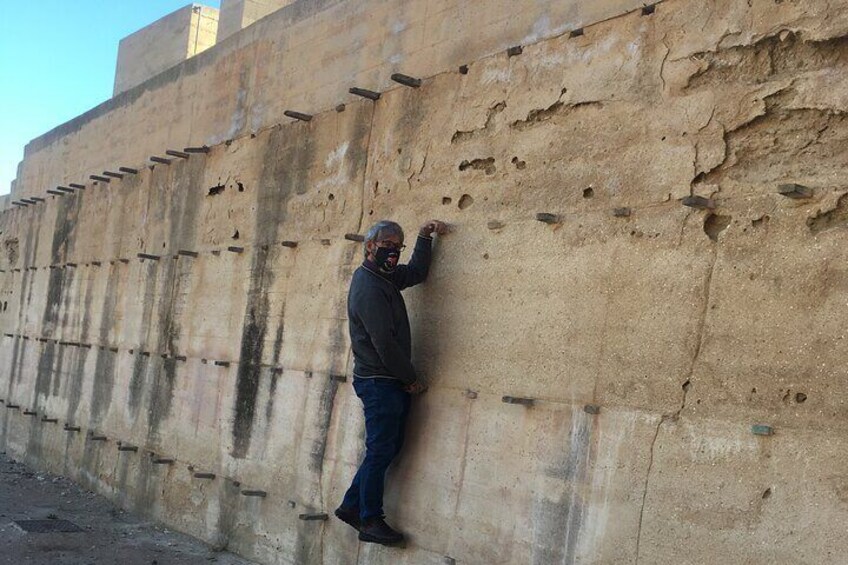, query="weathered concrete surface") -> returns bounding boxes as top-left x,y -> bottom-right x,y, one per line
217,0 -> 297,43
9,0 -> 648,202
0,452 -> 256,565
3,0 -> 848,563
113,4 -> 220,96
